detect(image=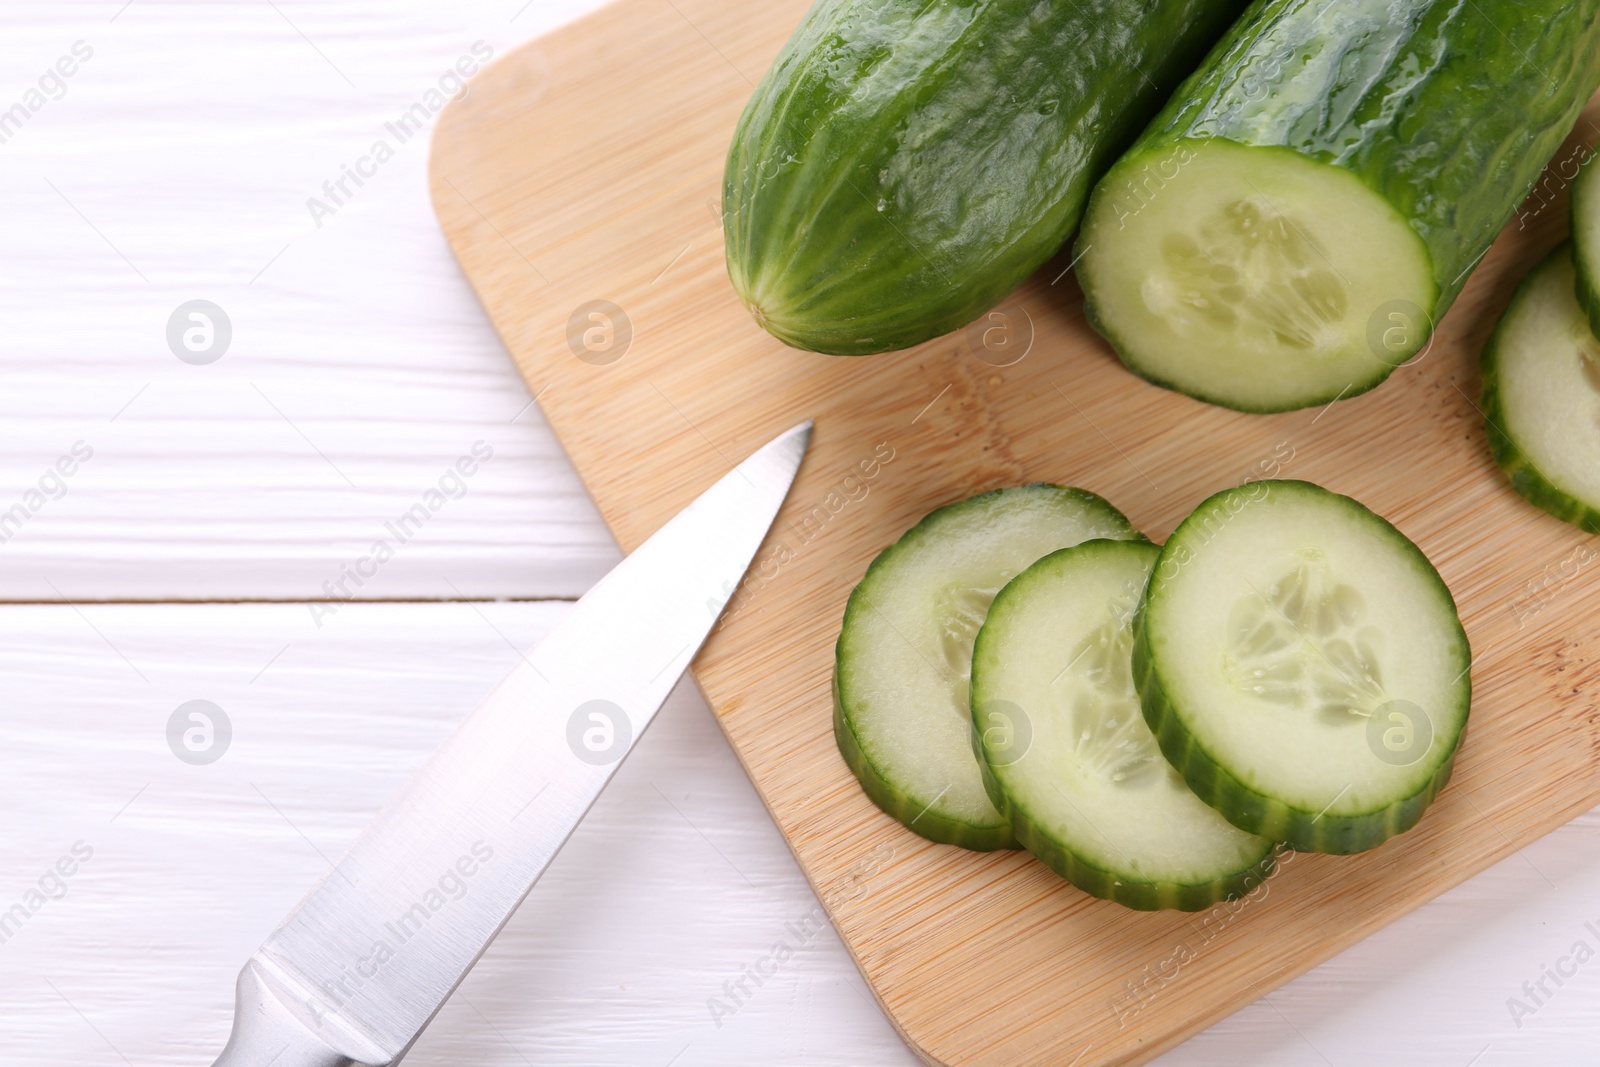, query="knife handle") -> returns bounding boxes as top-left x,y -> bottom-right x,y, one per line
212,958 -> 386,1067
